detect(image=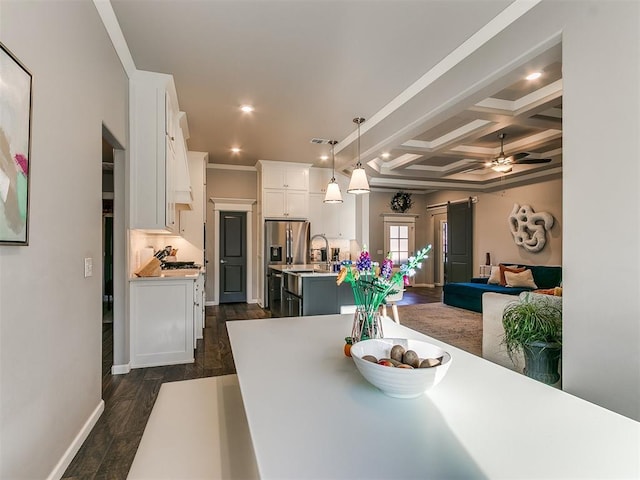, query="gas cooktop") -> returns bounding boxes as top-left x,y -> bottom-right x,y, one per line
161,261 -> 201,270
